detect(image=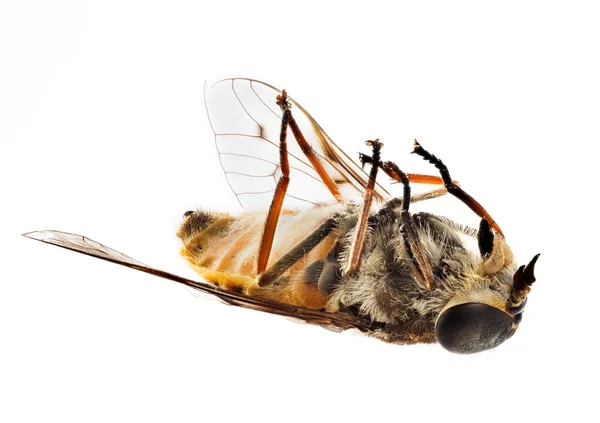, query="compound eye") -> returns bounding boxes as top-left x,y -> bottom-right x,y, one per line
513,311 -> 524,326
435,303 -> 513,354
508,299 -> 527,326
183,210 -> 195,218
